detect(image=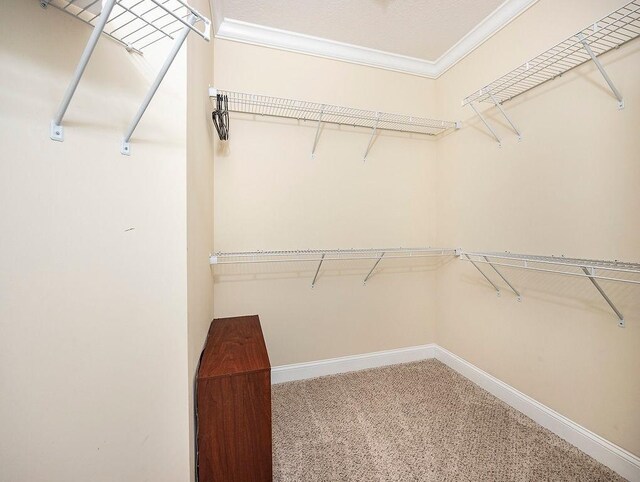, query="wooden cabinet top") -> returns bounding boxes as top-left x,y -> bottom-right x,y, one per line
198,315 -> 271,380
